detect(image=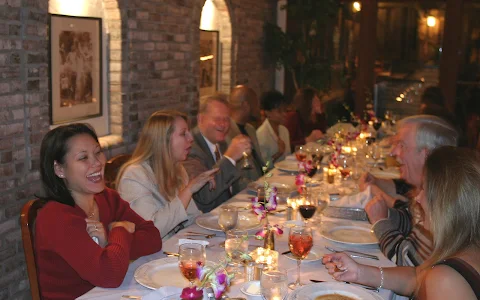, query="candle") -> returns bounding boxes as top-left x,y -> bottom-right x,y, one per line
327,167 -> 336,184
250,247 -> 279,270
